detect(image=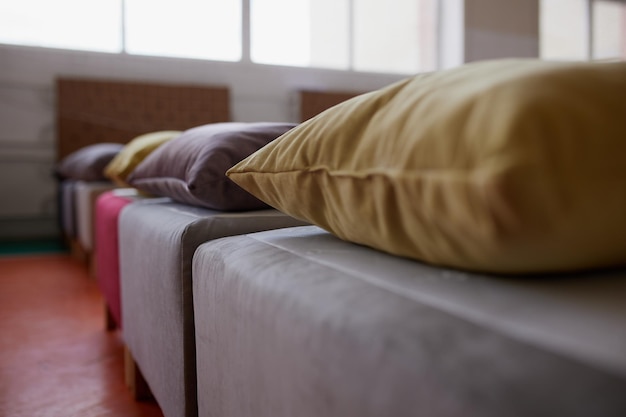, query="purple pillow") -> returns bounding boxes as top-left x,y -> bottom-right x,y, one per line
56,143 -> 124,181
127,122 -> 297,211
